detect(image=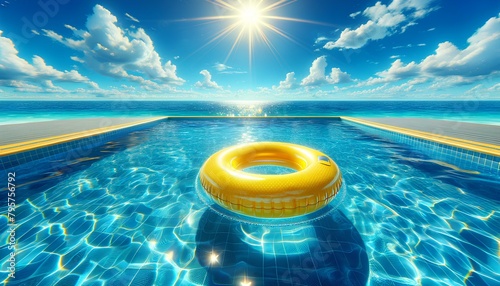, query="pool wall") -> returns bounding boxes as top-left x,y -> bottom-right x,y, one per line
342,118 -> 500,176
2,116 -> 498,177
0,118 -> 166,170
